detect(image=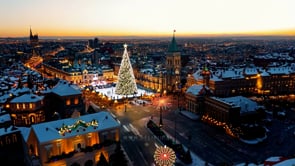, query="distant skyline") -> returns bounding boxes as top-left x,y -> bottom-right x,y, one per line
0,0 -> 294,38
